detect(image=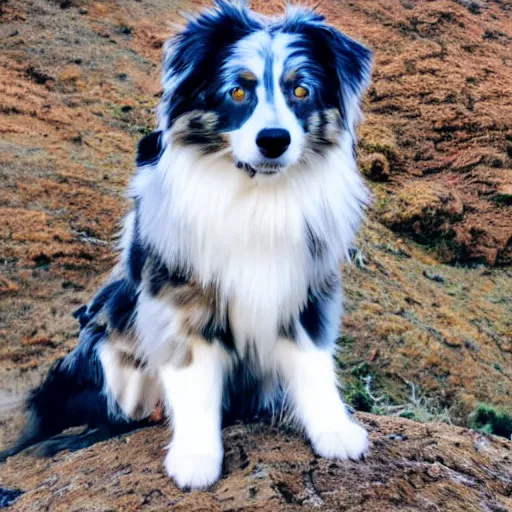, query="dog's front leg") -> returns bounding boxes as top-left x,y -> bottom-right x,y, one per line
275,339 -> 368,460
159,339 -> 226,490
